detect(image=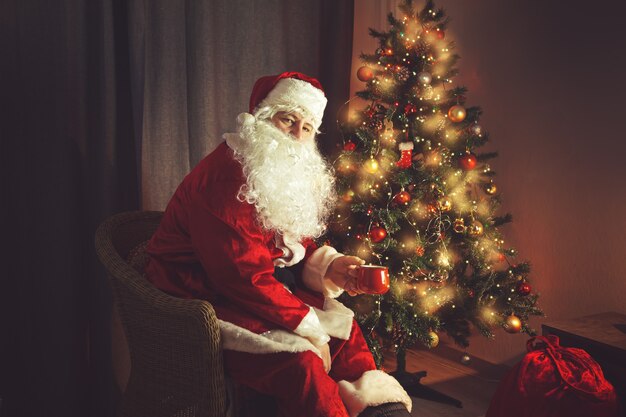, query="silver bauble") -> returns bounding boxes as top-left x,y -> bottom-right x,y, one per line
417,71 -> 432,85
471,123 -> 483,136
